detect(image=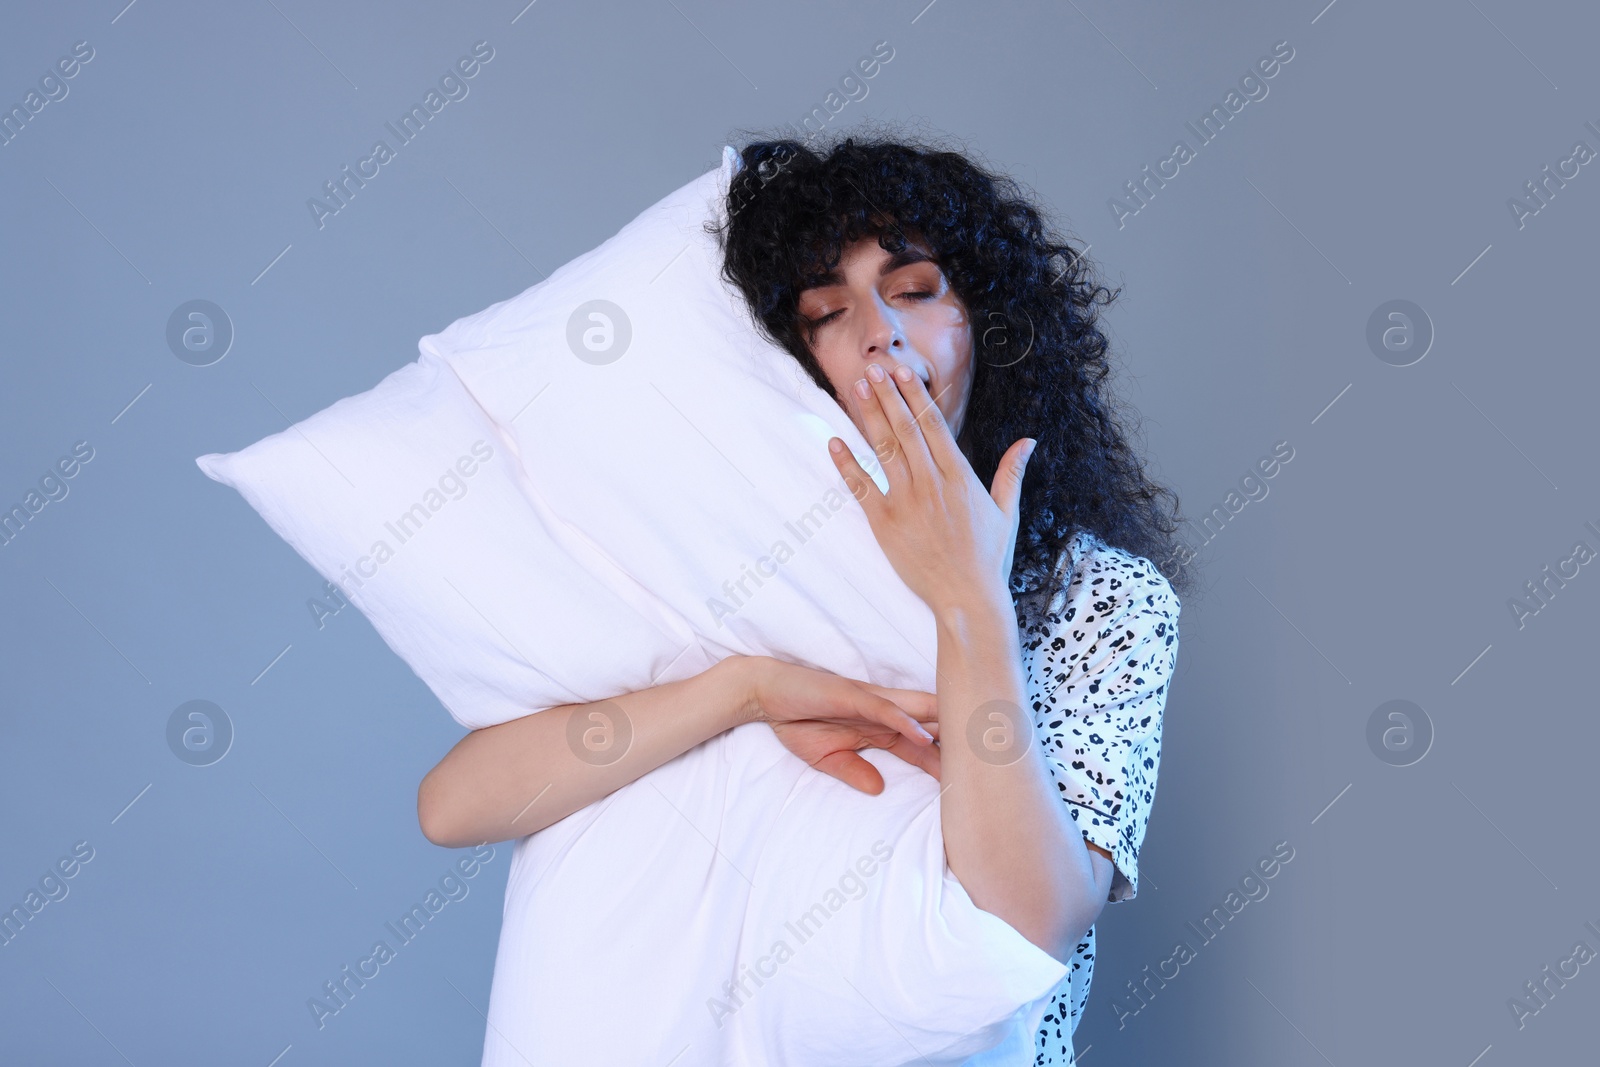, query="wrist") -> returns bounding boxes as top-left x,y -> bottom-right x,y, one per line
930,579 -> 1016,631
933,588 -> 1023,668
715,655 -> 766,728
